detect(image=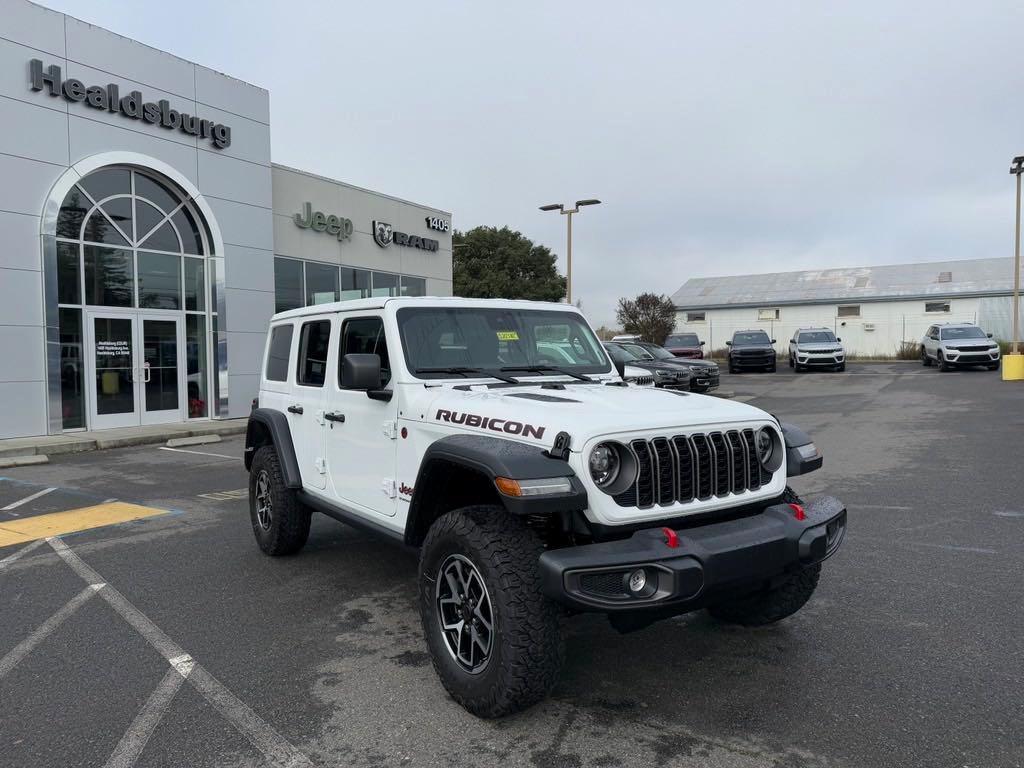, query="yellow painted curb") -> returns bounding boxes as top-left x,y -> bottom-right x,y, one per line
1002,354 -> 1024,381
0,502 -> 166,547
